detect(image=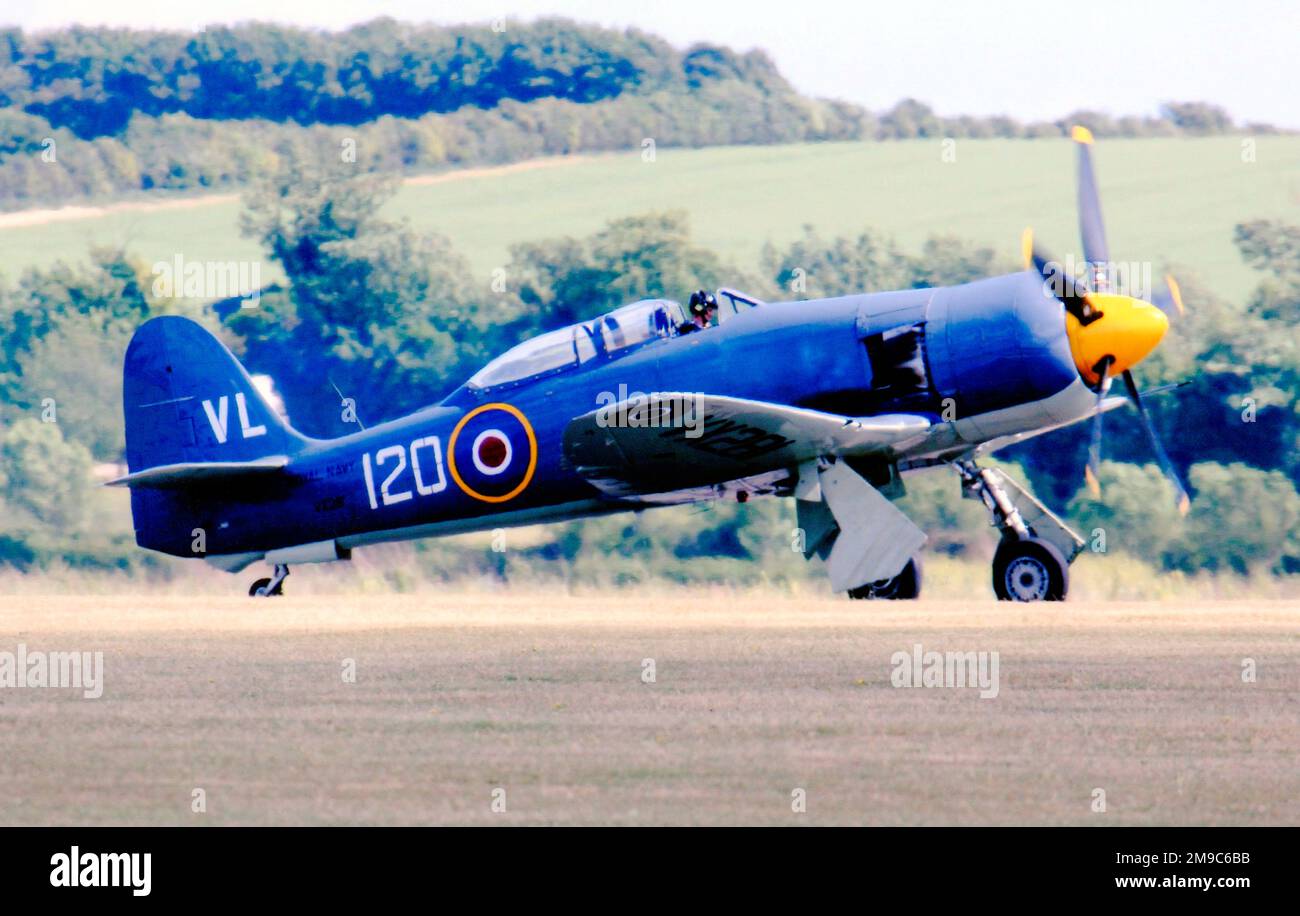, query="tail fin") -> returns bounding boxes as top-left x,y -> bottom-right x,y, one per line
123,316 -> 306,473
